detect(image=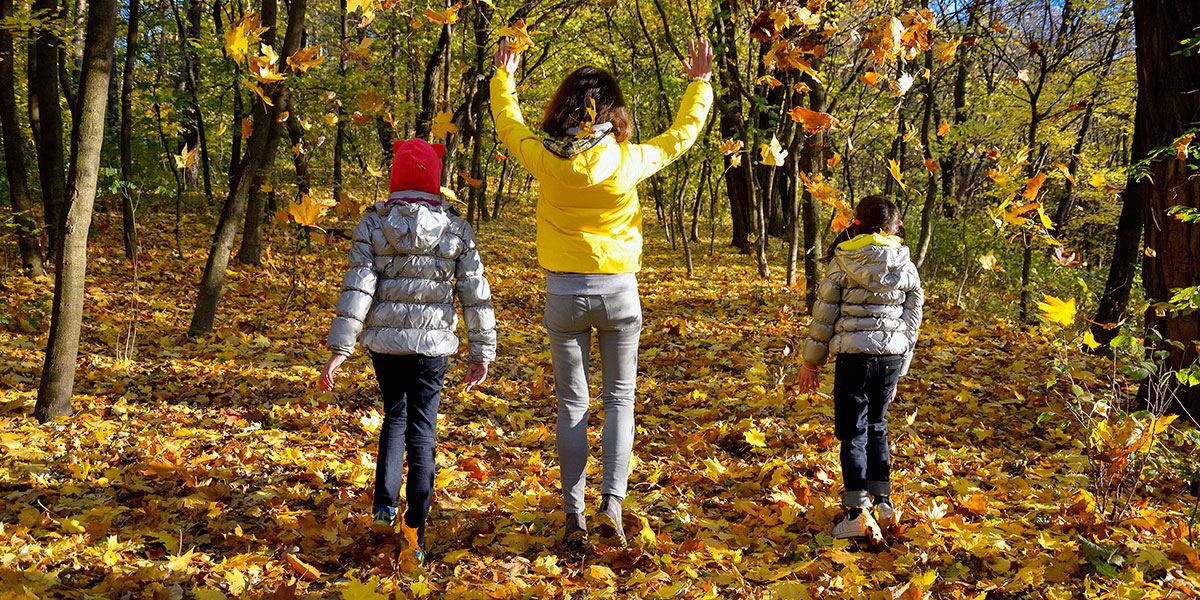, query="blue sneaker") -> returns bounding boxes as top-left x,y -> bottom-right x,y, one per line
372,506 -> 397,529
